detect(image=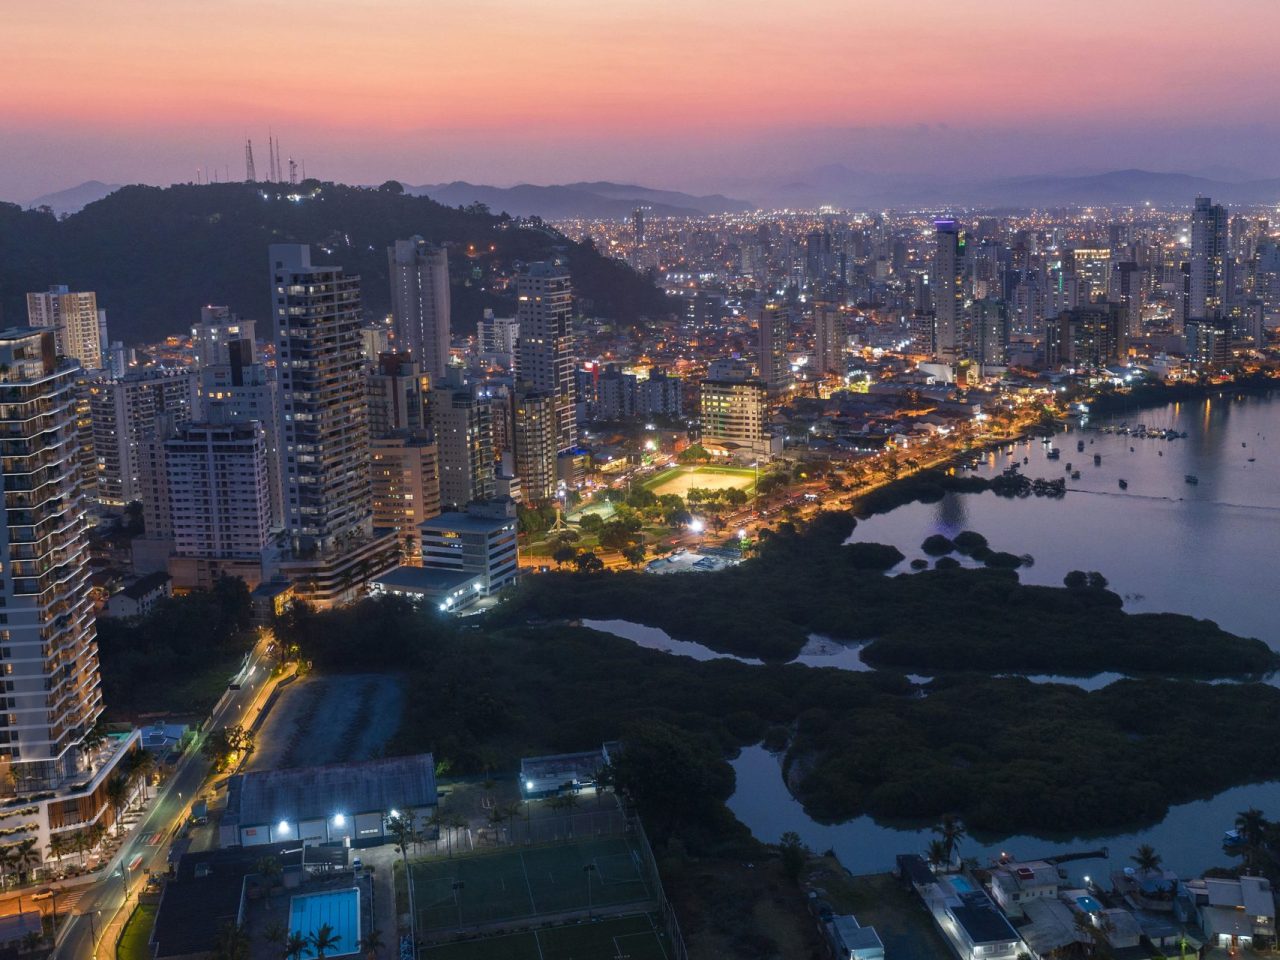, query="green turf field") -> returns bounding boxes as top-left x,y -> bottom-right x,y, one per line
642,465 -> 756,498
411,837 -> 655,933
418,914 -> 671,960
